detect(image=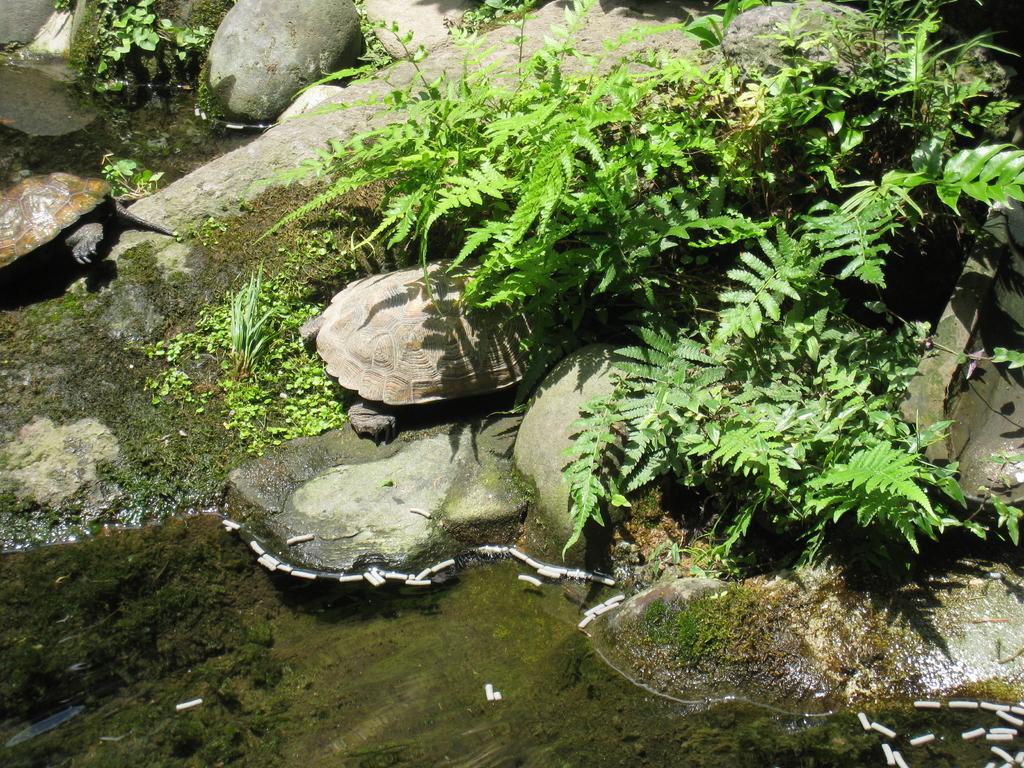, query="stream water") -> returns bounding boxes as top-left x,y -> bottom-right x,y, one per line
1,516 -> 1007,768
